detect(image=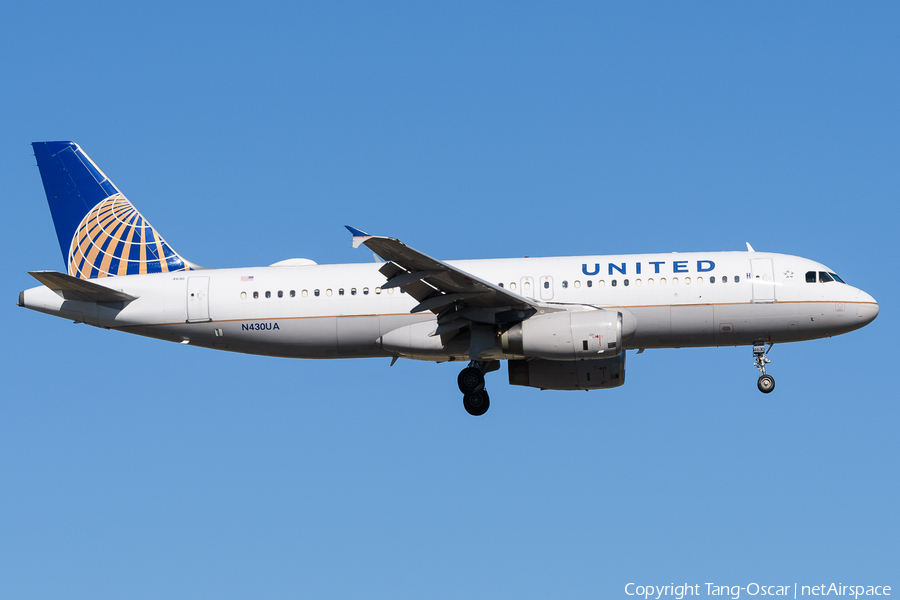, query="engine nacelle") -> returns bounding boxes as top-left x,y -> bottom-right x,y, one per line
508,353 -> 626,390
501,309 -> 633,361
